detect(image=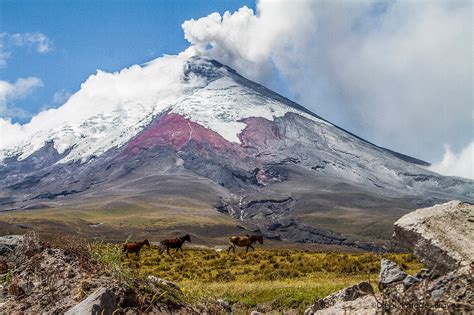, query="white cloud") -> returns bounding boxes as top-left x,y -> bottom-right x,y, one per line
182,0 -> 473,163
0,77 -> 43,118
0,51 -> 205,162
0,32 -> 52,68
430,141 -> 474,179
9,32 -> 52,53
